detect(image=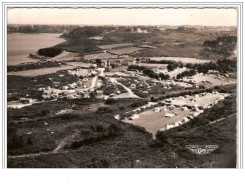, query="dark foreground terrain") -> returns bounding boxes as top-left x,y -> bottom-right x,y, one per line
7,86 -> 237,168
